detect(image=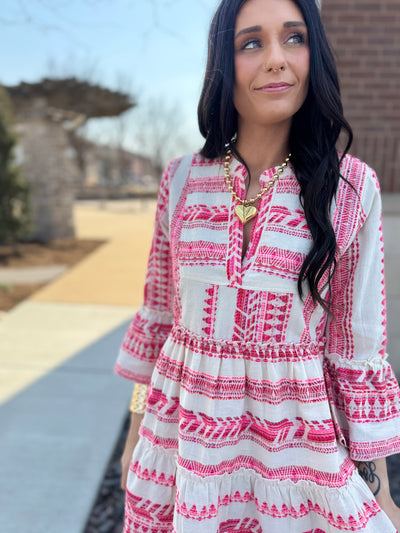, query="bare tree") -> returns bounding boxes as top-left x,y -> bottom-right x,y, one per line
0,1 -> 213,34
109,72 -> 136,184
129,96 -> 191,177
